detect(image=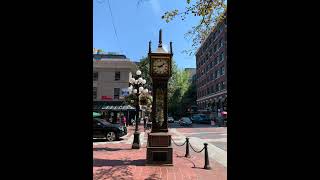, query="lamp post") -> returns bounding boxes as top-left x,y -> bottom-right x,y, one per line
128,70 -> 148,149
